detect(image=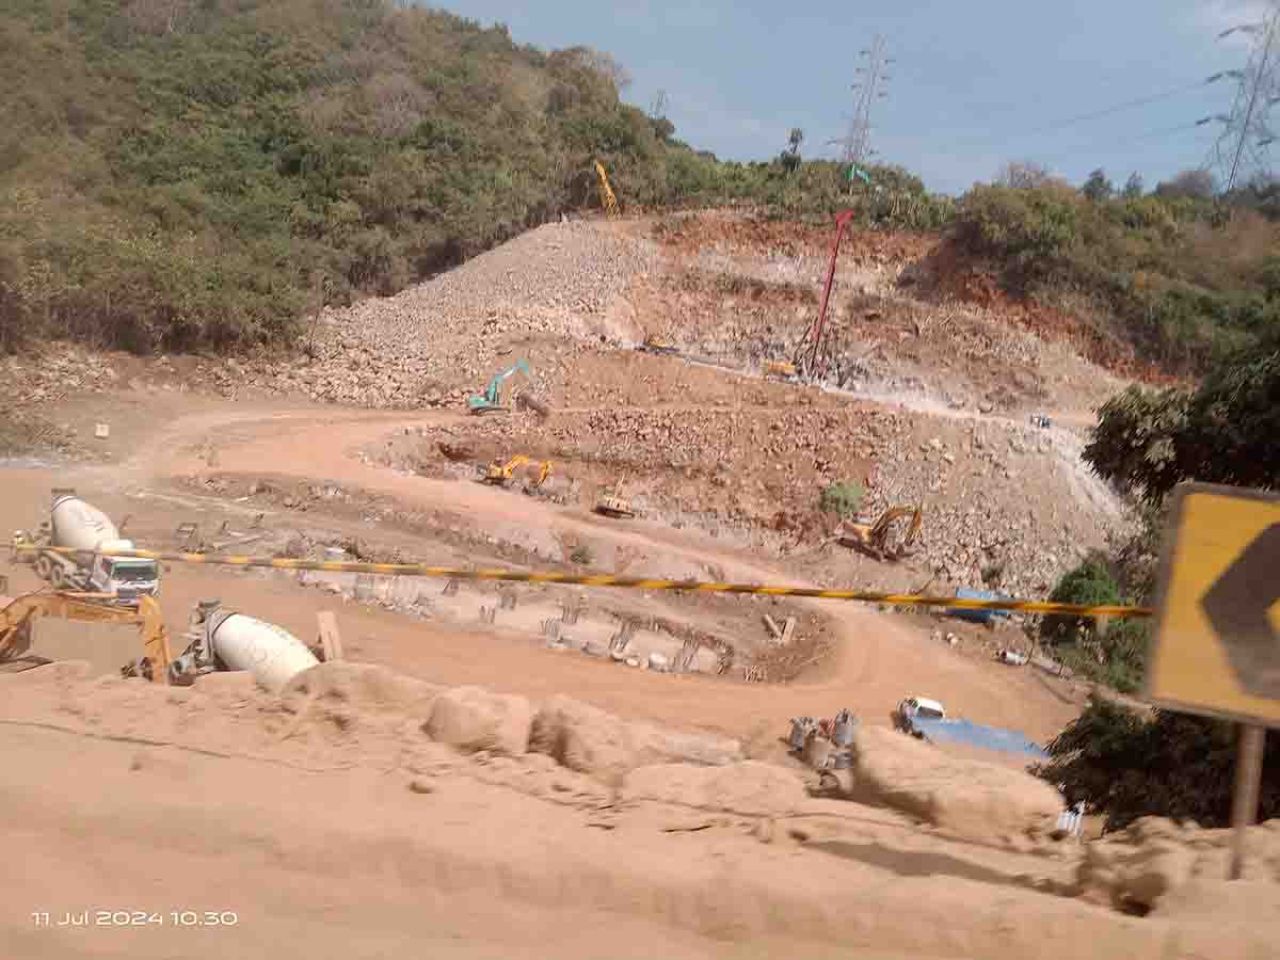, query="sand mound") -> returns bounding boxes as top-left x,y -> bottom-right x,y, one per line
529,694 -> 742,784
1079,816 -> 1280,912
424,685 -> 533,755
0,664 -> 741,789
852,725 -> 1063,844
285,660 -> 443,714
622,761 -> 806,818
